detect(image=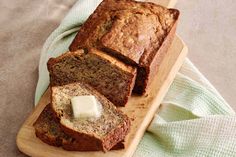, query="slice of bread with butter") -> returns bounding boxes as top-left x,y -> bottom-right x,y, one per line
51,82 -> 131,152
33,104 -> 125,151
